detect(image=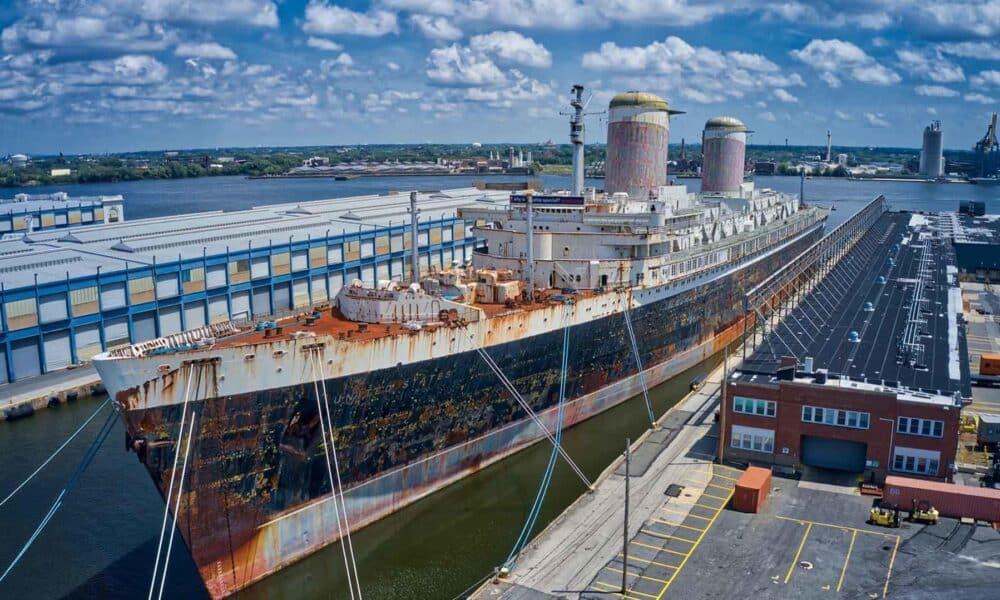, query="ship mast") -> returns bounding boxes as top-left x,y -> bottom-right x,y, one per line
570,85 -> 585,196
